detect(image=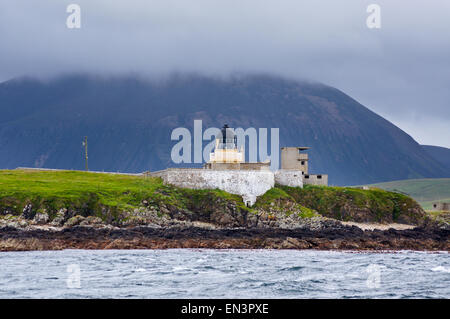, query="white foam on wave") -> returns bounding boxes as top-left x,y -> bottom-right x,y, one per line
431,266 -> 450,273
134,268 -> 146,272
173,266 -> 189,271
